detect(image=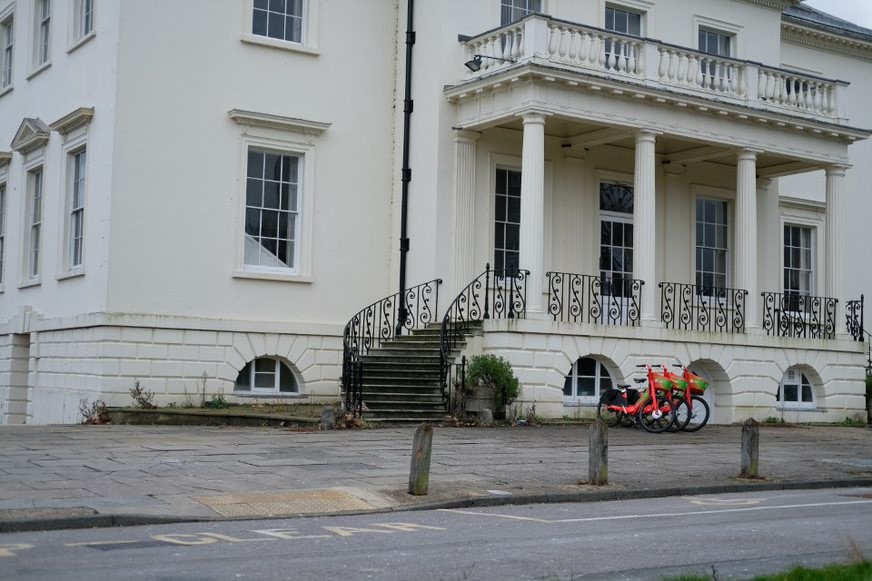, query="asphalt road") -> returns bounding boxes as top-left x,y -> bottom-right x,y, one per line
2,487 -> 871,580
